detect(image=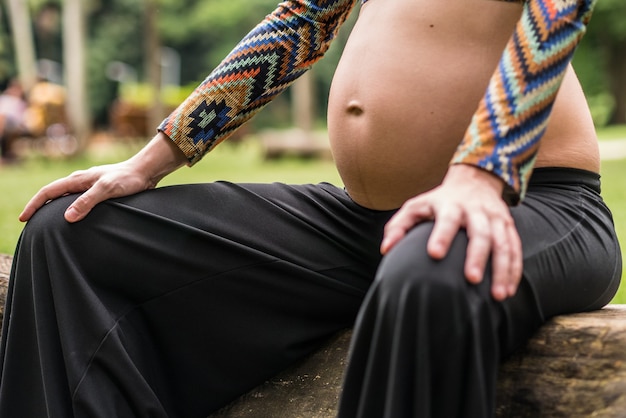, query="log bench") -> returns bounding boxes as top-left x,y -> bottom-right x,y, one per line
260,129 -> 333,160
1,254 -> 624,417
